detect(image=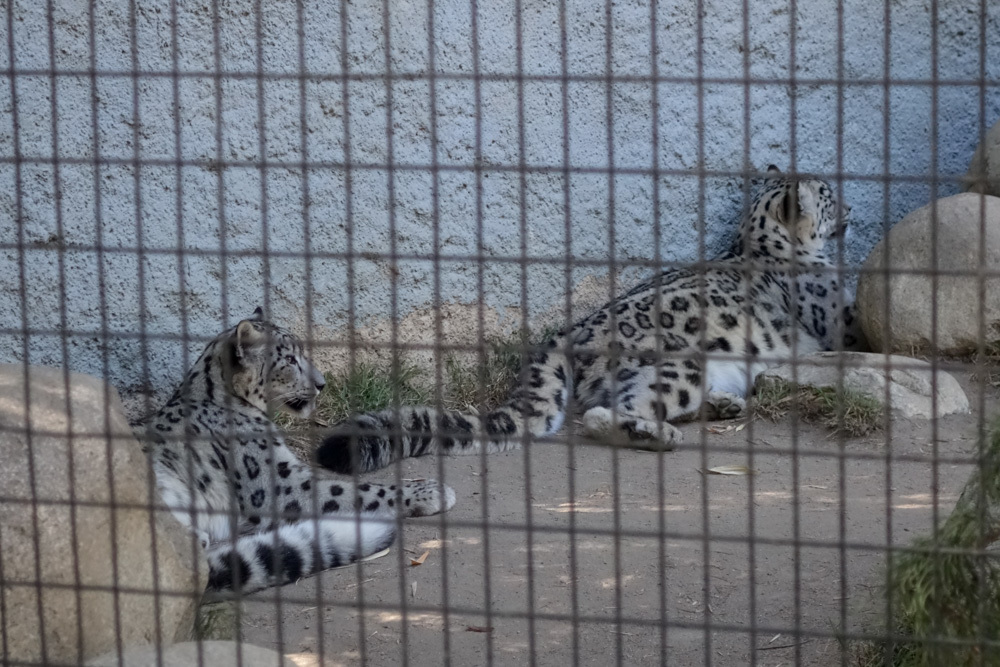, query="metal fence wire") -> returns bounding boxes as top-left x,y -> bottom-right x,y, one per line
3,0 -> 1000,665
